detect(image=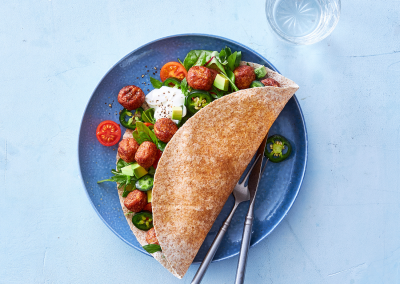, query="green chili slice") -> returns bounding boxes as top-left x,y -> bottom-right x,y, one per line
119,108 -> 136,129
132,212 -> 153,231
186,90 -> 212,114
163,78 -> 181,88
264,135 -> 292,163
135,175 -> 154,191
